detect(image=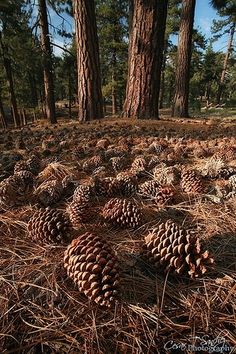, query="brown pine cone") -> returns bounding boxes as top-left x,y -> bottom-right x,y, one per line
155,186 -> 175,205
130,156 -> 147,176
73,184 -> 94,202
143,220 -> 214,278
67,199 -> 94,225
28,207 -> 71,244
138,180 -> 160,199
102,198 -> 142,228
64,232 -> 120,307
34,179 -> 63,206
180,169 -> 204,194
83,155 -> 103,172
0,175 -> 27,209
